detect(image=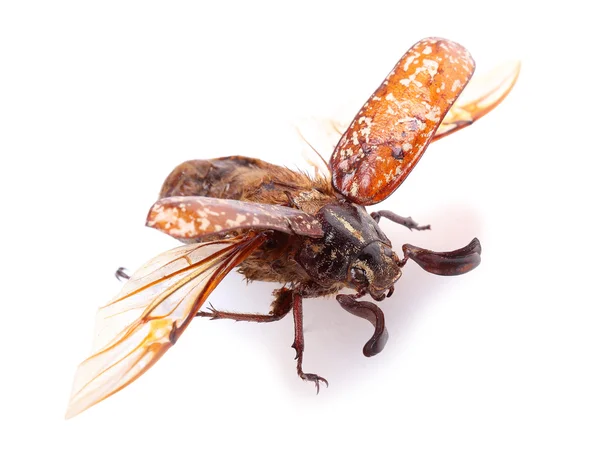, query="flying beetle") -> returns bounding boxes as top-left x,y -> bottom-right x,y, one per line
66,37 -> 519,418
